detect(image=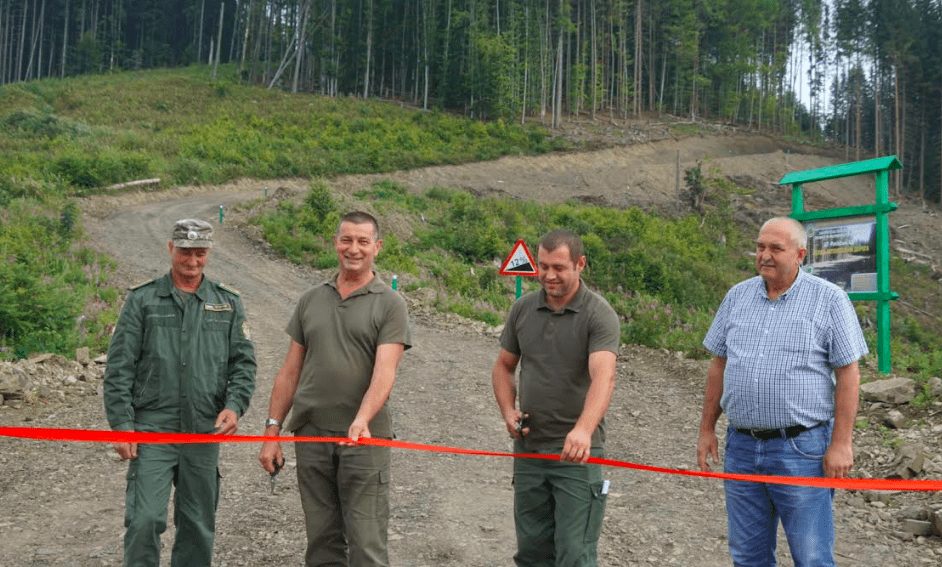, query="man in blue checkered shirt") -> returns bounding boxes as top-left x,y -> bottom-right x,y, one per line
697,217 -> 868,567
